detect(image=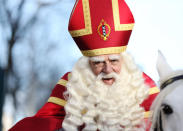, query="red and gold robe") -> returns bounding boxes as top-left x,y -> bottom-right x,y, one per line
9,72 -> 159,131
